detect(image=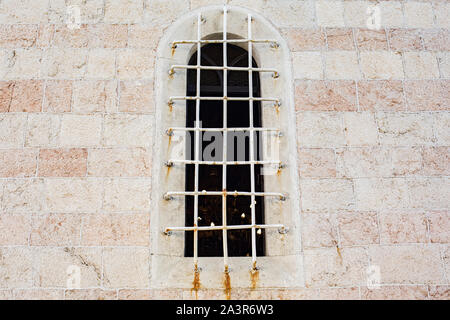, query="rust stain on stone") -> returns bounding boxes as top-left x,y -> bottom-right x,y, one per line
250,262 -> 259,290
191,265 -> 201,300
223,265 -> 231,300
